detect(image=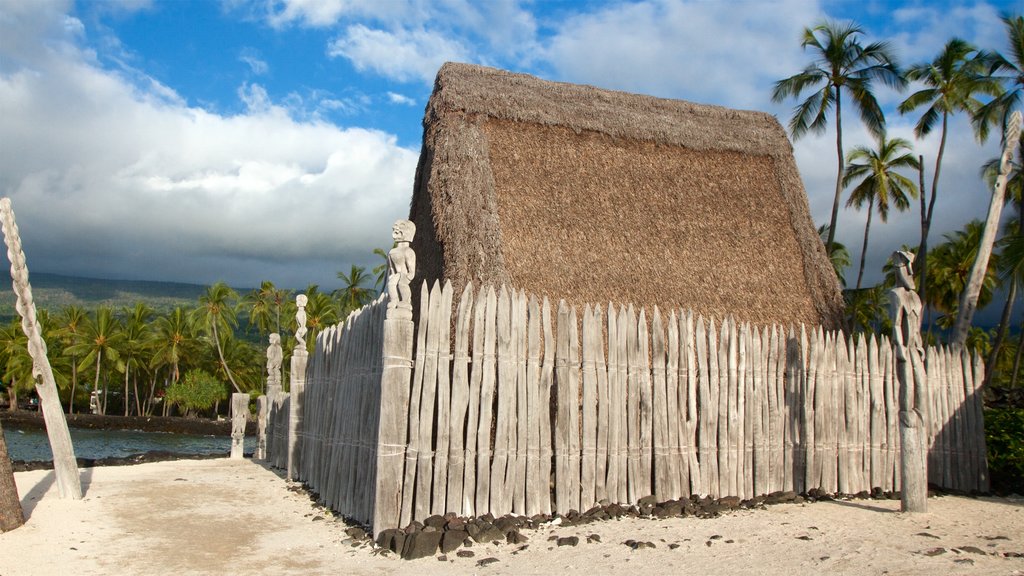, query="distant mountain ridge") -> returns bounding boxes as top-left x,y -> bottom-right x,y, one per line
0,272 -> 244,317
